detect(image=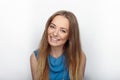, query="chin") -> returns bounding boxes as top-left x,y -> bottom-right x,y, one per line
48,42 -> 64,48
49,43 -> 60,47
